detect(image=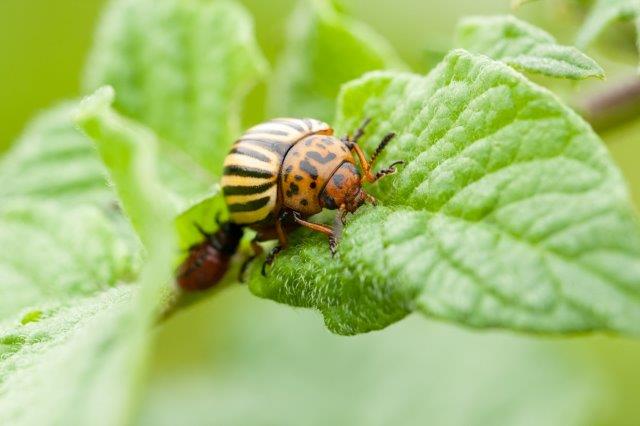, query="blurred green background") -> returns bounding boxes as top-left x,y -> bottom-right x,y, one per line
3,0 -> 640,424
